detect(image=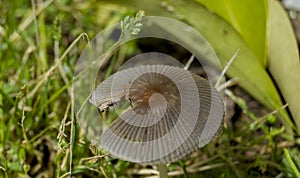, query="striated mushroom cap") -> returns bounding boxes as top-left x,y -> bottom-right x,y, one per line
90,65 -> 224,164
